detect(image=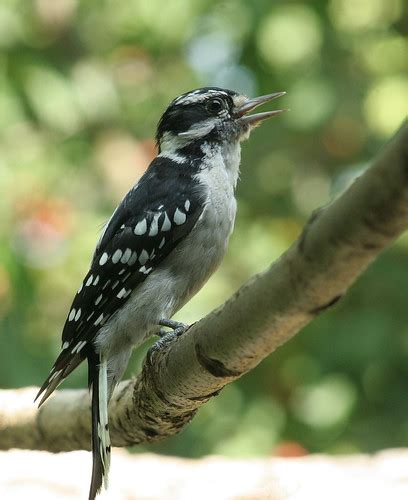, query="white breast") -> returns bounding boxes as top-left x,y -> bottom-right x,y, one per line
164,143 -> 239,308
